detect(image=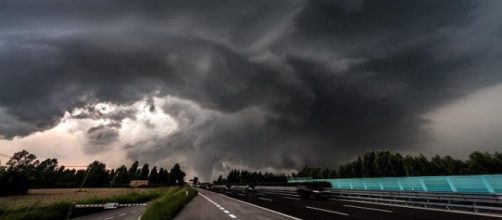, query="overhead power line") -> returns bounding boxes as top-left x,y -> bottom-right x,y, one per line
0,152 -> 12,158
